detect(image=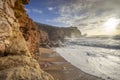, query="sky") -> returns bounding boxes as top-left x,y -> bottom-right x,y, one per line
25,0 -> 120,36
